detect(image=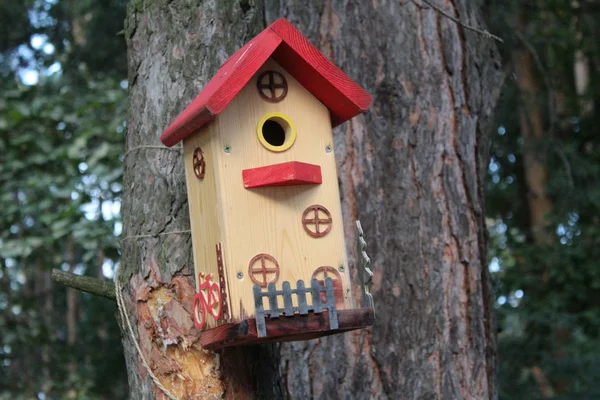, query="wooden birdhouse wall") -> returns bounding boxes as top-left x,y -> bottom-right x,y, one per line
182,58 -> 354,328
182,132 -> 224,329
